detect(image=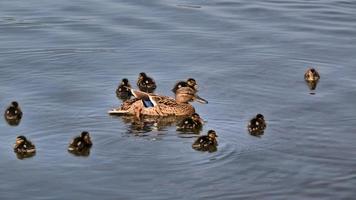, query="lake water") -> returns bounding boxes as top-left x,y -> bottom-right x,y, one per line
1,0 -> 356,199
